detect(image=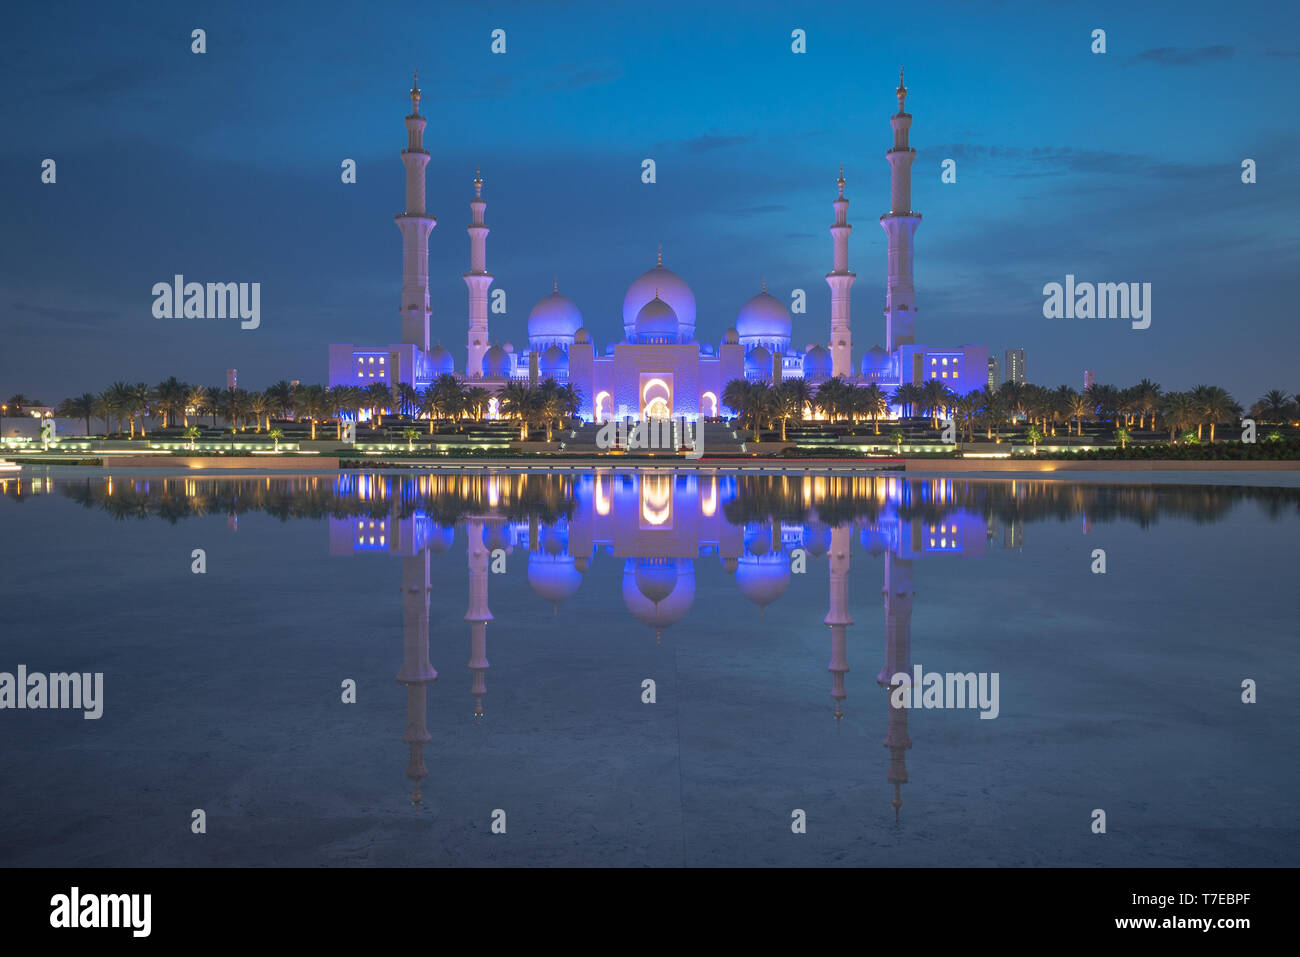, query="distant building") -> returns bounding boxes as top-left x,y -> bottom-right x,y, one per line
987,356 -> 1000,389
1083,370 -> 1094,391
226,369 -> 237,390
1005,349 -> 1025,385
